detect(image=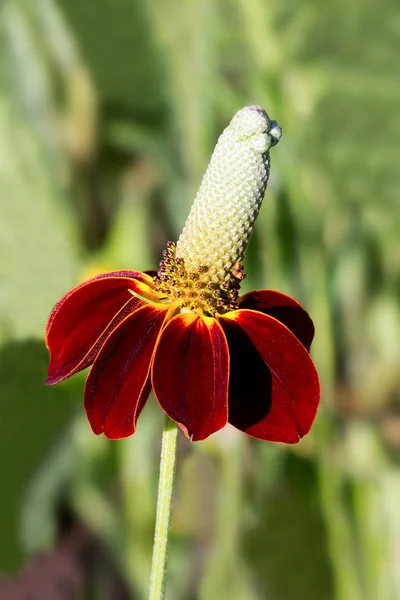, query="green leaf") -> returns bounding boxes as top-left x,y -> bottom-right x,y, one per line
0,340 -> 81,572
245,453 -> 334,600
0,96 -> 78,341
58,0 -> 166,118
